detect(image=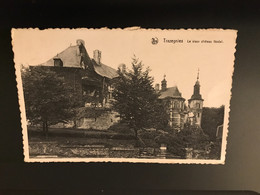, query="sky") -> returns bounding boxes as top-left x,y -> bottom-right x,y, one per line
12,28 -> 237,107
